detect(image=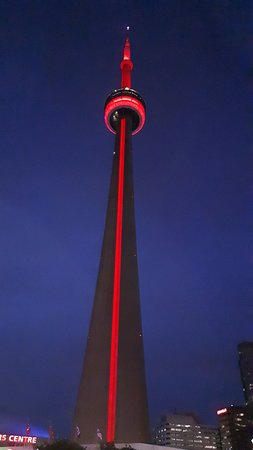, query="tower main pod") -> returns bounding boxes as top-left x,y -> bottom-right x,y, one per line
74,37 -> 149,444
